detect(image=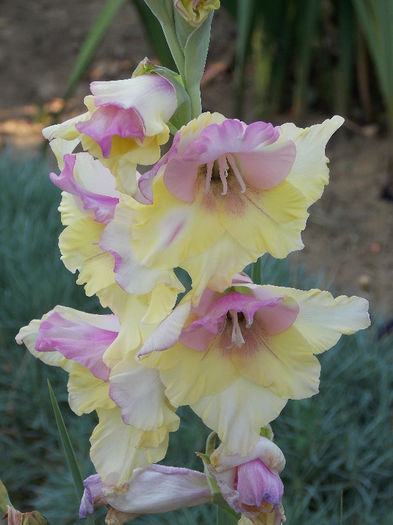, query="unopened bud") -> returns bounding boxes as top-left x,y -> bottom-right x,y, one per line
174,0 -> 220,26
